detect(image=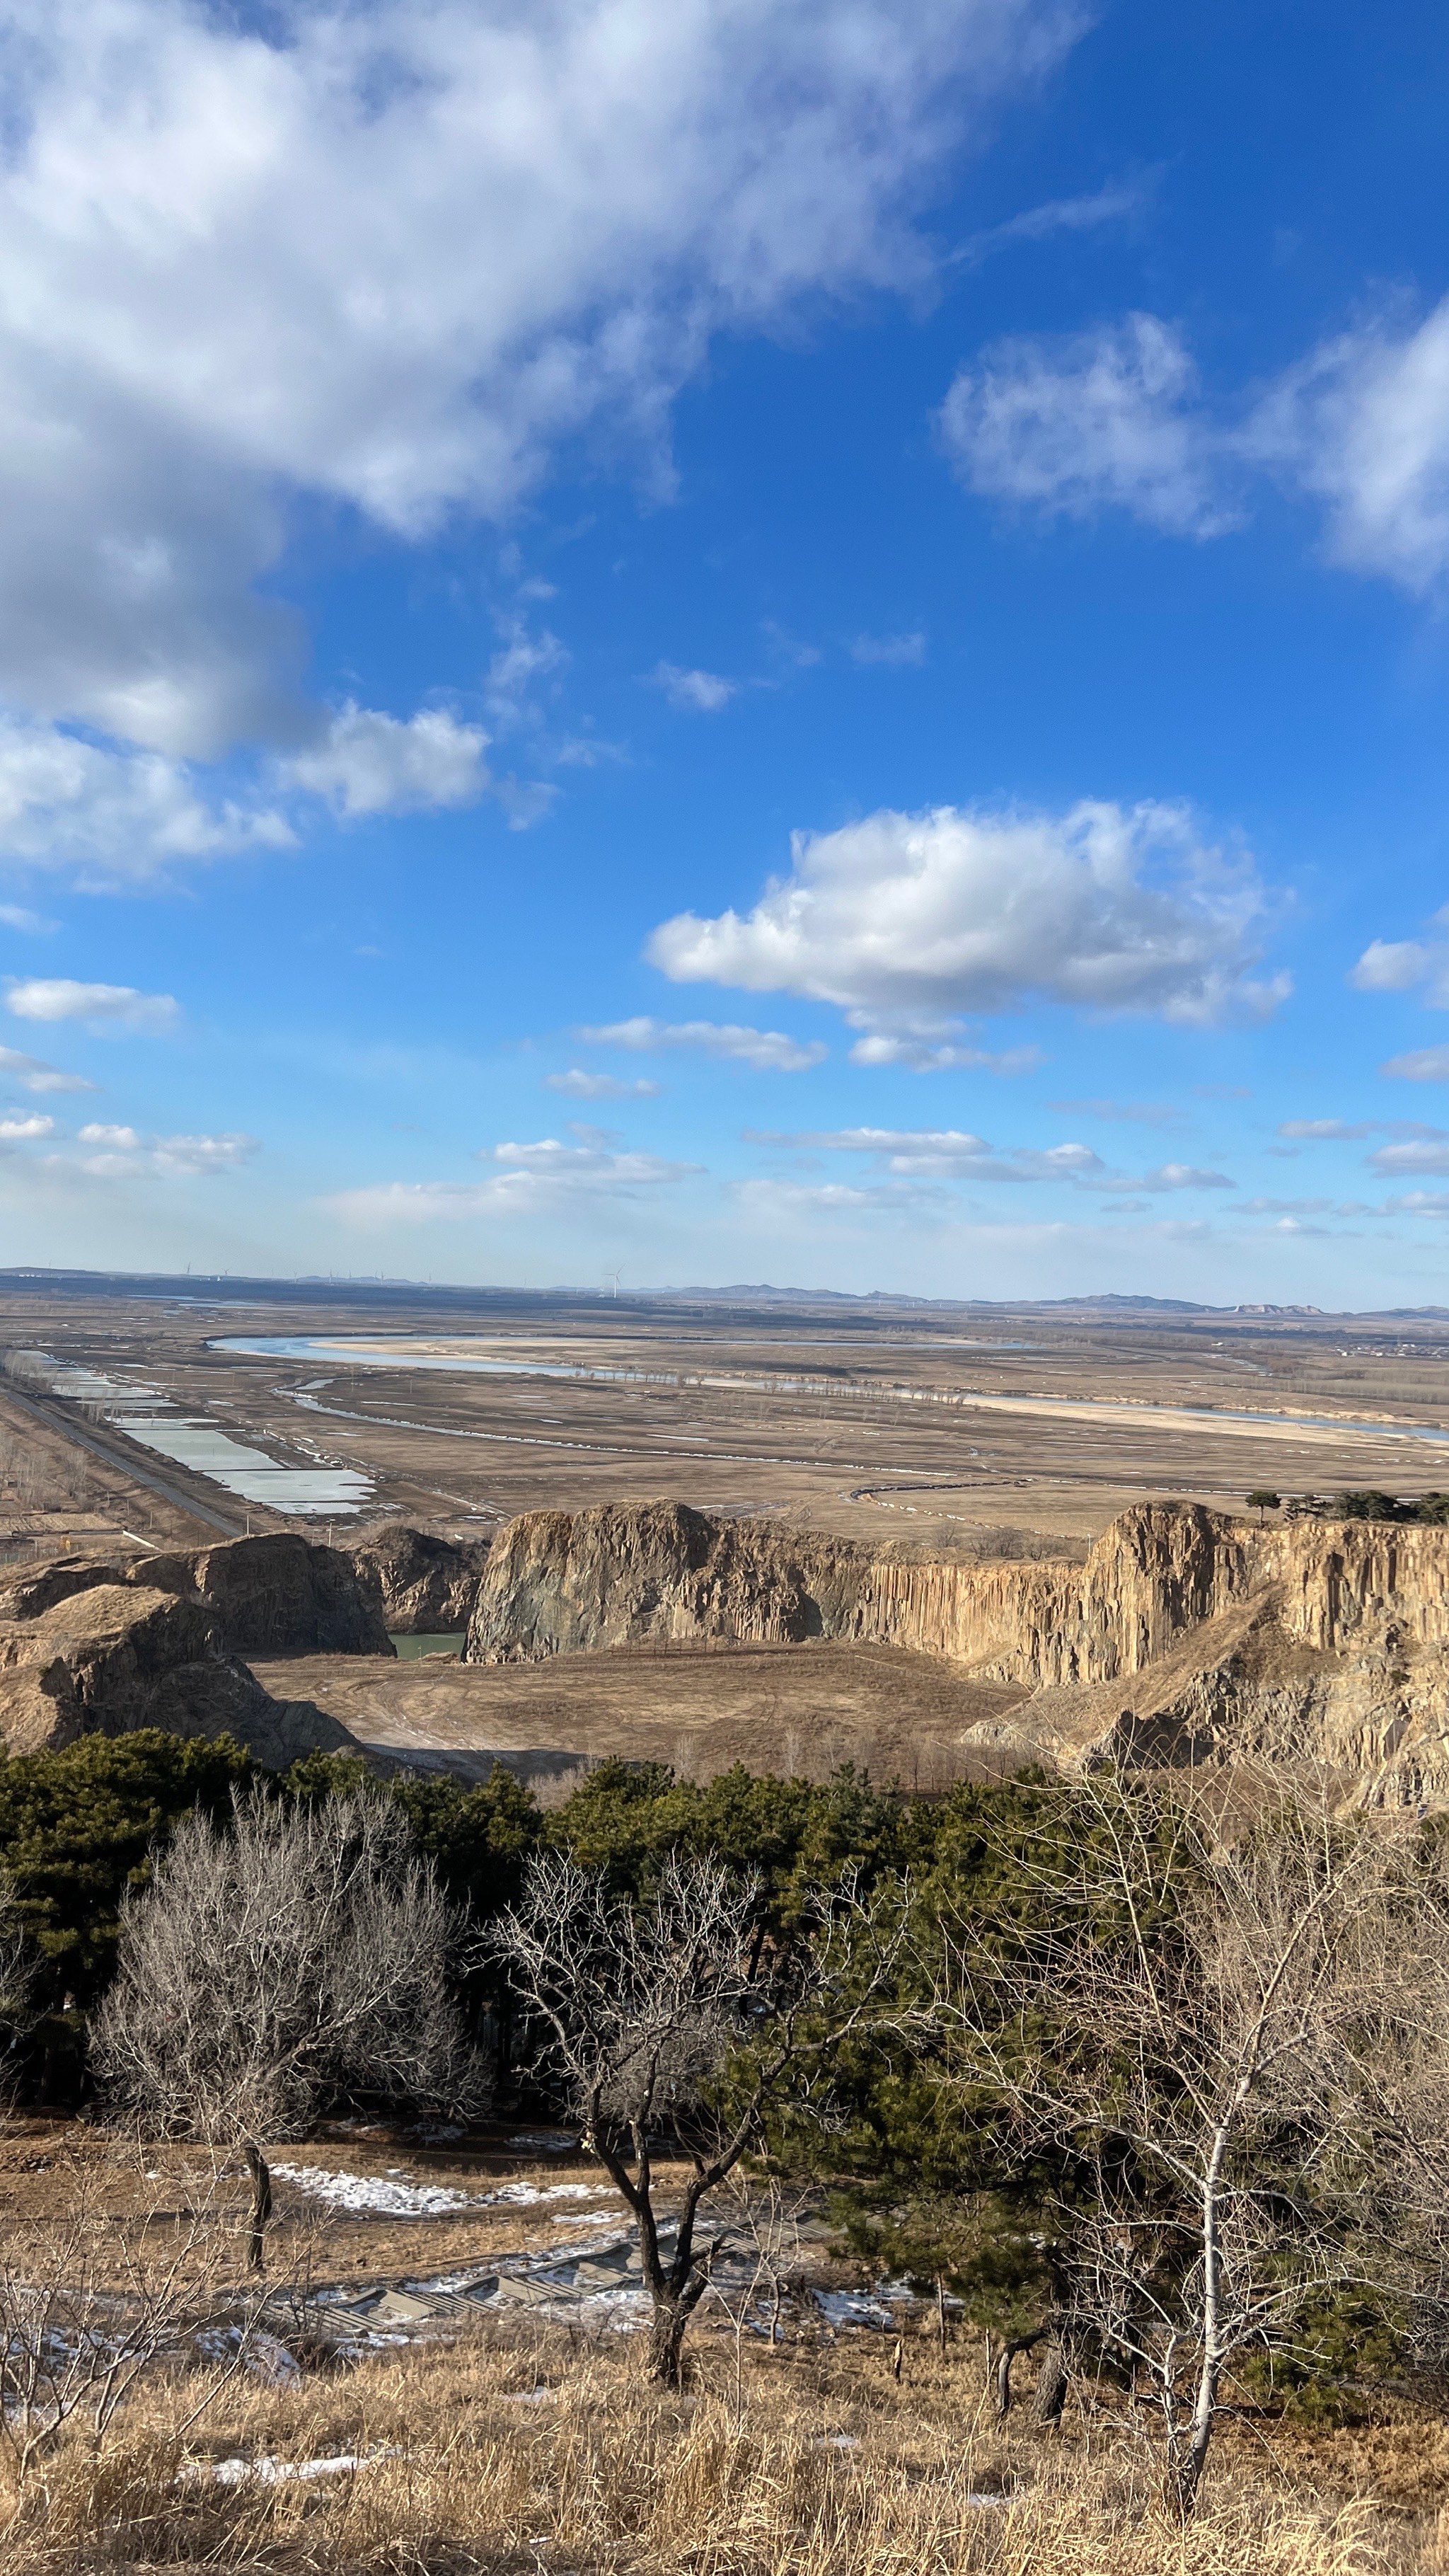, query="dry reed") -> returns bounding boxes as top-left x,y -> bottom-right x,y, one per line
1,2323 -> 1424,2576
